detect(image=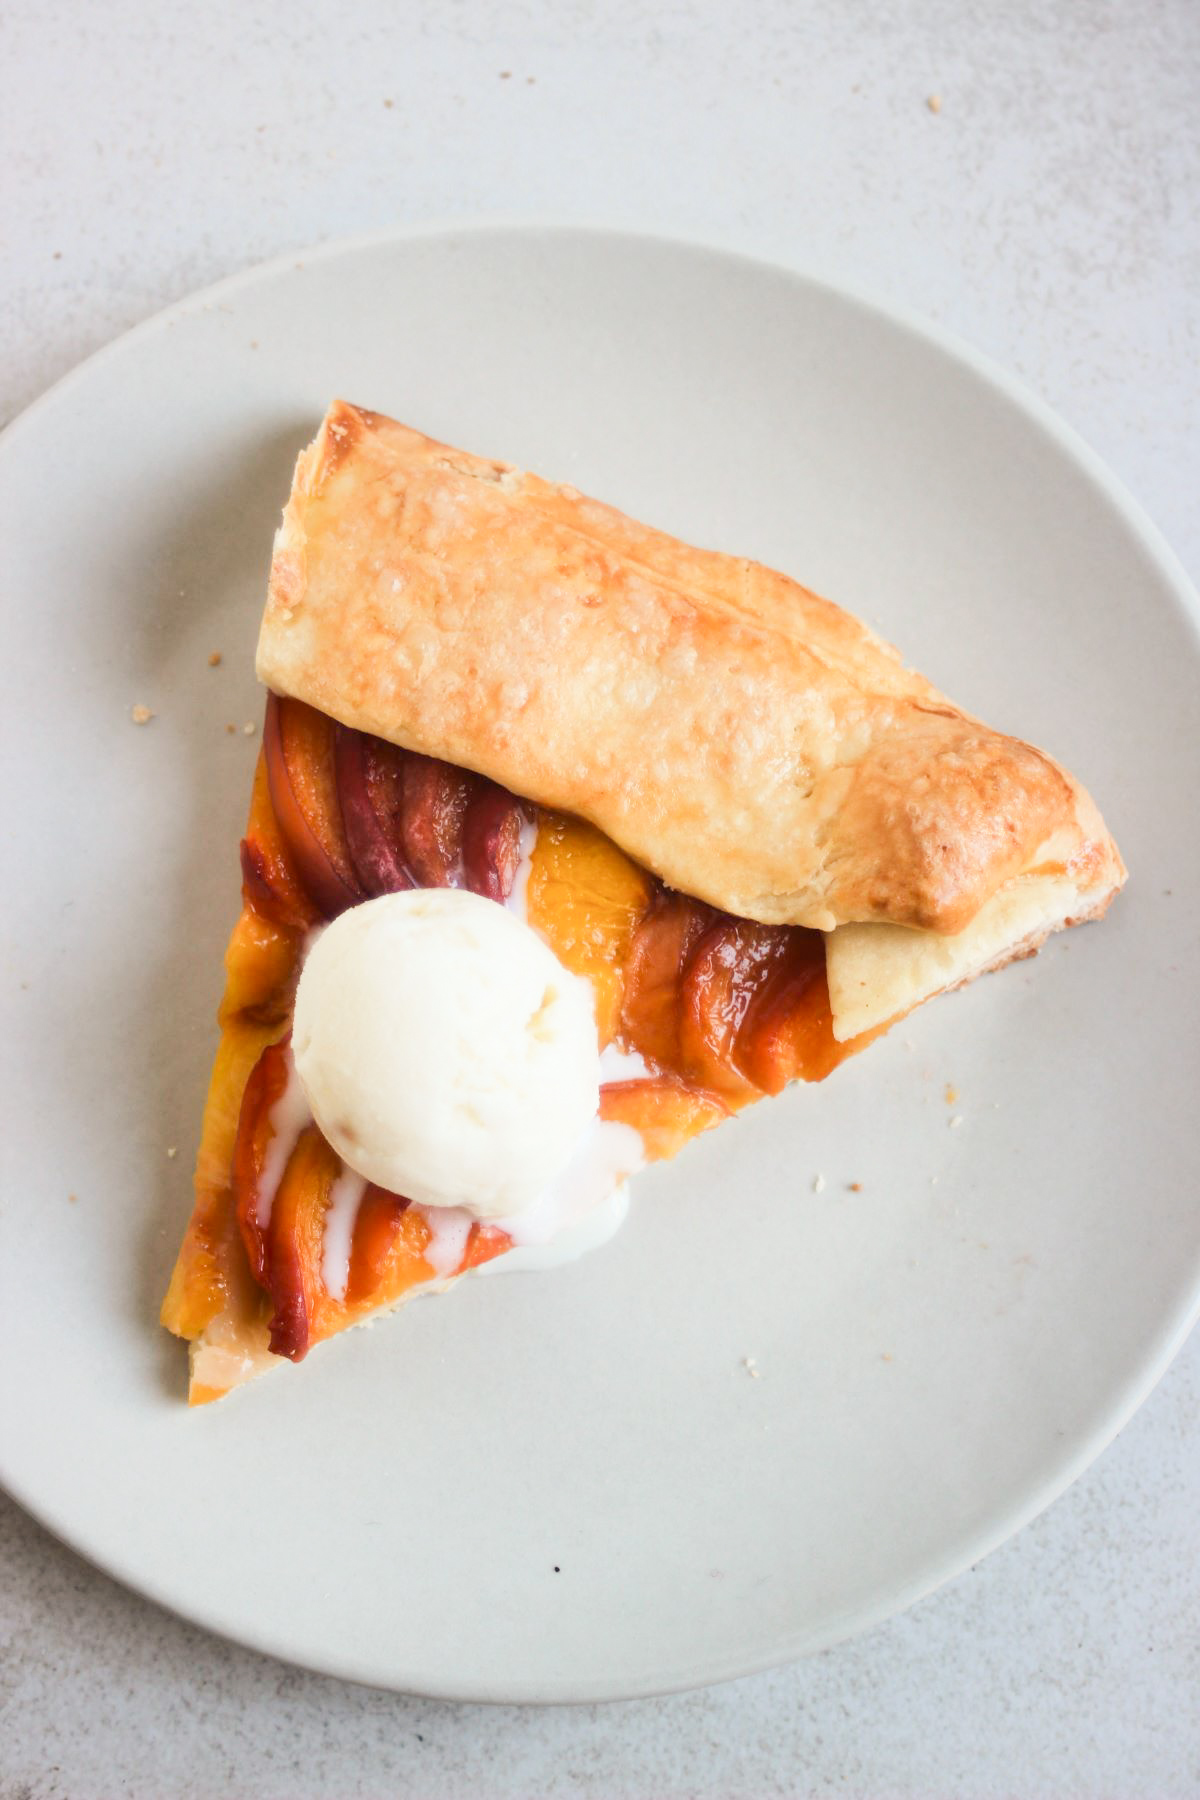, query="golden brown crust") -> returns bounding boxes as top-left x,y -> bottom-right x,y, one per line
257,401 -> 1122,933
